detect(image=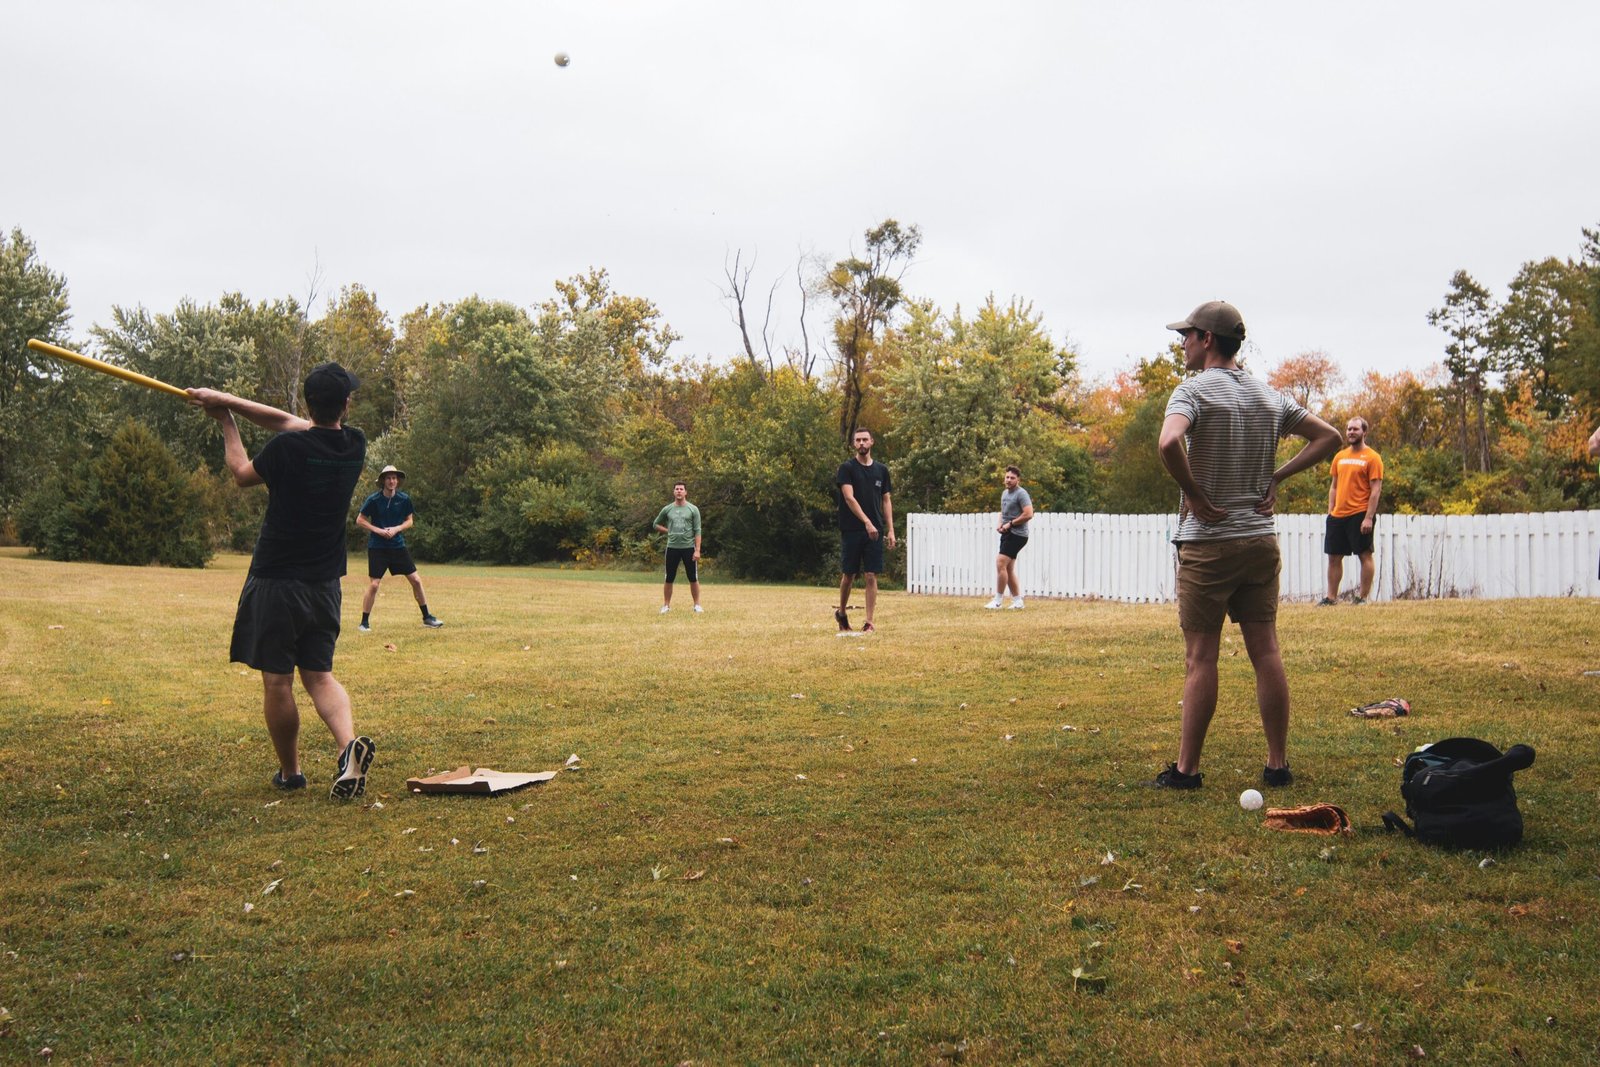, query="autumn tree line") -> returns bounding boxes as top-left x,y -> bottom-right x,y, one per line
3,219 -> 1599,577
